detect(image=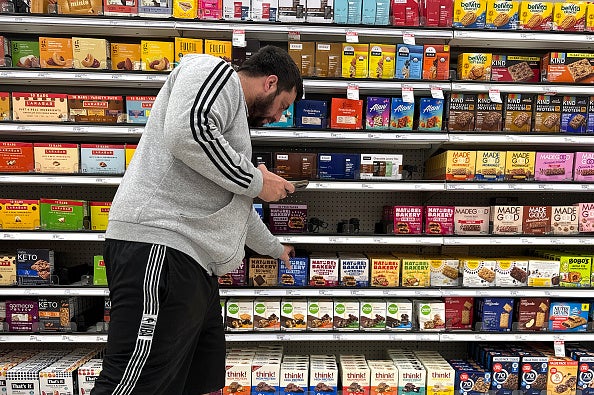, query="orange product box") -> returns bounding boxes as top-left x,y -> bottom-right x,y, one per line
0,200 -> 40,230
174,37 -> 203,67
0,92 -> 9,121
368,44 -> 396,79
125,144 -> 137,168
547,358 -> 578,395
588,2 -> 594,31
141,40 -> 174,72
68,95 -> 125,123
519,1 -> 553,30
204,39 -> 232,63
368,254 -> 400,287
11,93 -> 69,123
72,37 -> 109,70
111,42 -> 141,71
173,0 -> 198,18
542,52 -> 594,84
330,98 -> 363,129
0,142 -> 34,173
423,44 -> 450,80
342,43 -> 369,78
104,0 -> 138,15
553,2 -> 586,31
39,37 -> 73,69
57,0 -> 103,14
